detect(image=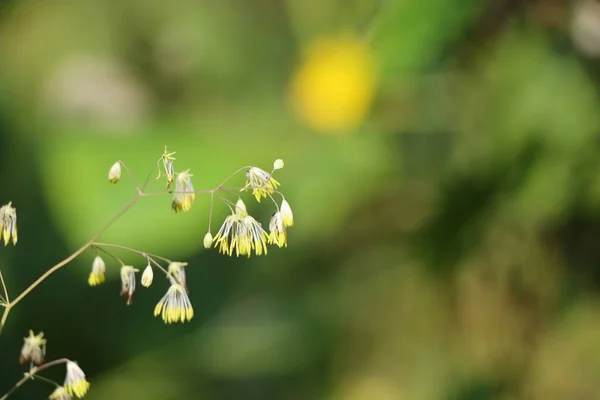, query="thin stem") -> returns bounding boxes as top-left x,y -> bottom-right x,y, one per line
93,243 -> 170,276
216,193 -> 238,208
0,269 -> 9,303
0,374 -> 28,400
141,165 -> 157,193
119,160 -> 141,194
32,374 -> 61,389
216,166 -> 251,189
146,256 -> 170,278
0,359 -> 69,400
141,188 -> 214,197
93,245 -> 125,266
207,192 -> 214,232
94,242 -> 172,264
267,193 -> 280,211
8,195 -> 141,309
0,306 -> 9,336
